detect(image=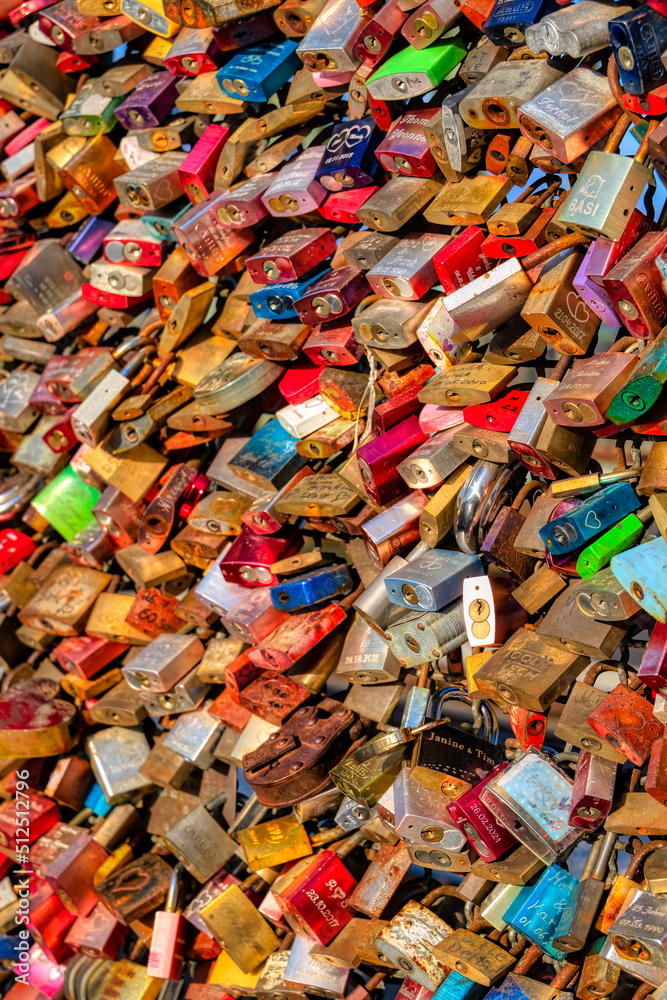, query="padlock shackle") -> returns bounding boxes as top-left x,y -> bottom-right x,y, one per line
607,57 -> 643,126
604,111 -> 634,155
513,943 -> 543,975
592,831 -> 618,881
583,661 -> 624,686
354,293 -> 383,318
143,352 -> 175,393
636,119 -> 659,163
513,177 -> 549,205
119,344 -> 157,379
310,825 -> 346,847
522,232 -> 589,271
551,962 -> 581,991
112,334 -> 154,361
551,355 -> 573,382
625,839 -> 667,879
333,828 -> 366,858
428,686 -> 498,743
421,883 -> 463,909
511,479 -> 546,511
166,861 -> 184,913
138,317 -> 165,340
531,179 -> 561,210
608,337 -> 640,354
